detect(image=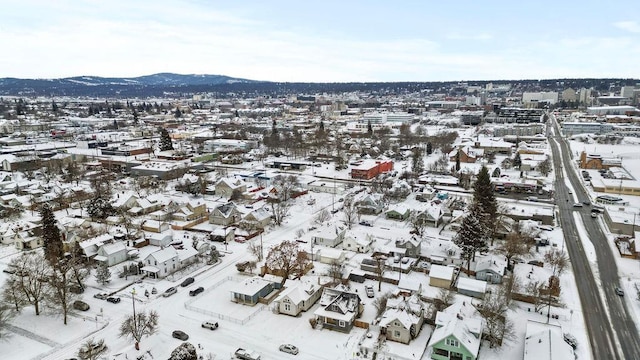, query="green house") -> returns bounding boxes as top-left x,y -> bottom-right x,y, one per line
427,311 -> 483,360
385,205 -> 411,221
